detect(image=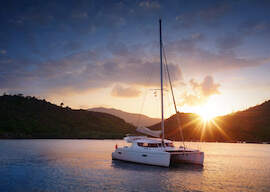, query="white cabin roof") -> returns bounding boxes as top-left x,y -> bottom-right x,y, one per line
135,138 -> 172,144
124,136 -> 172,144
